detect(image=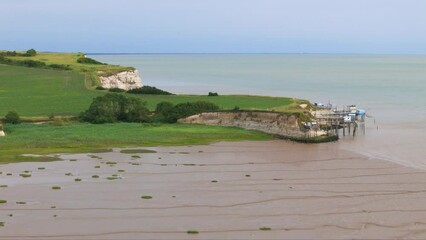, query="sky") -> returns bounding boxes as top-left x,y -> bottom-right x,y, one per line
1,0 -> 426,54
